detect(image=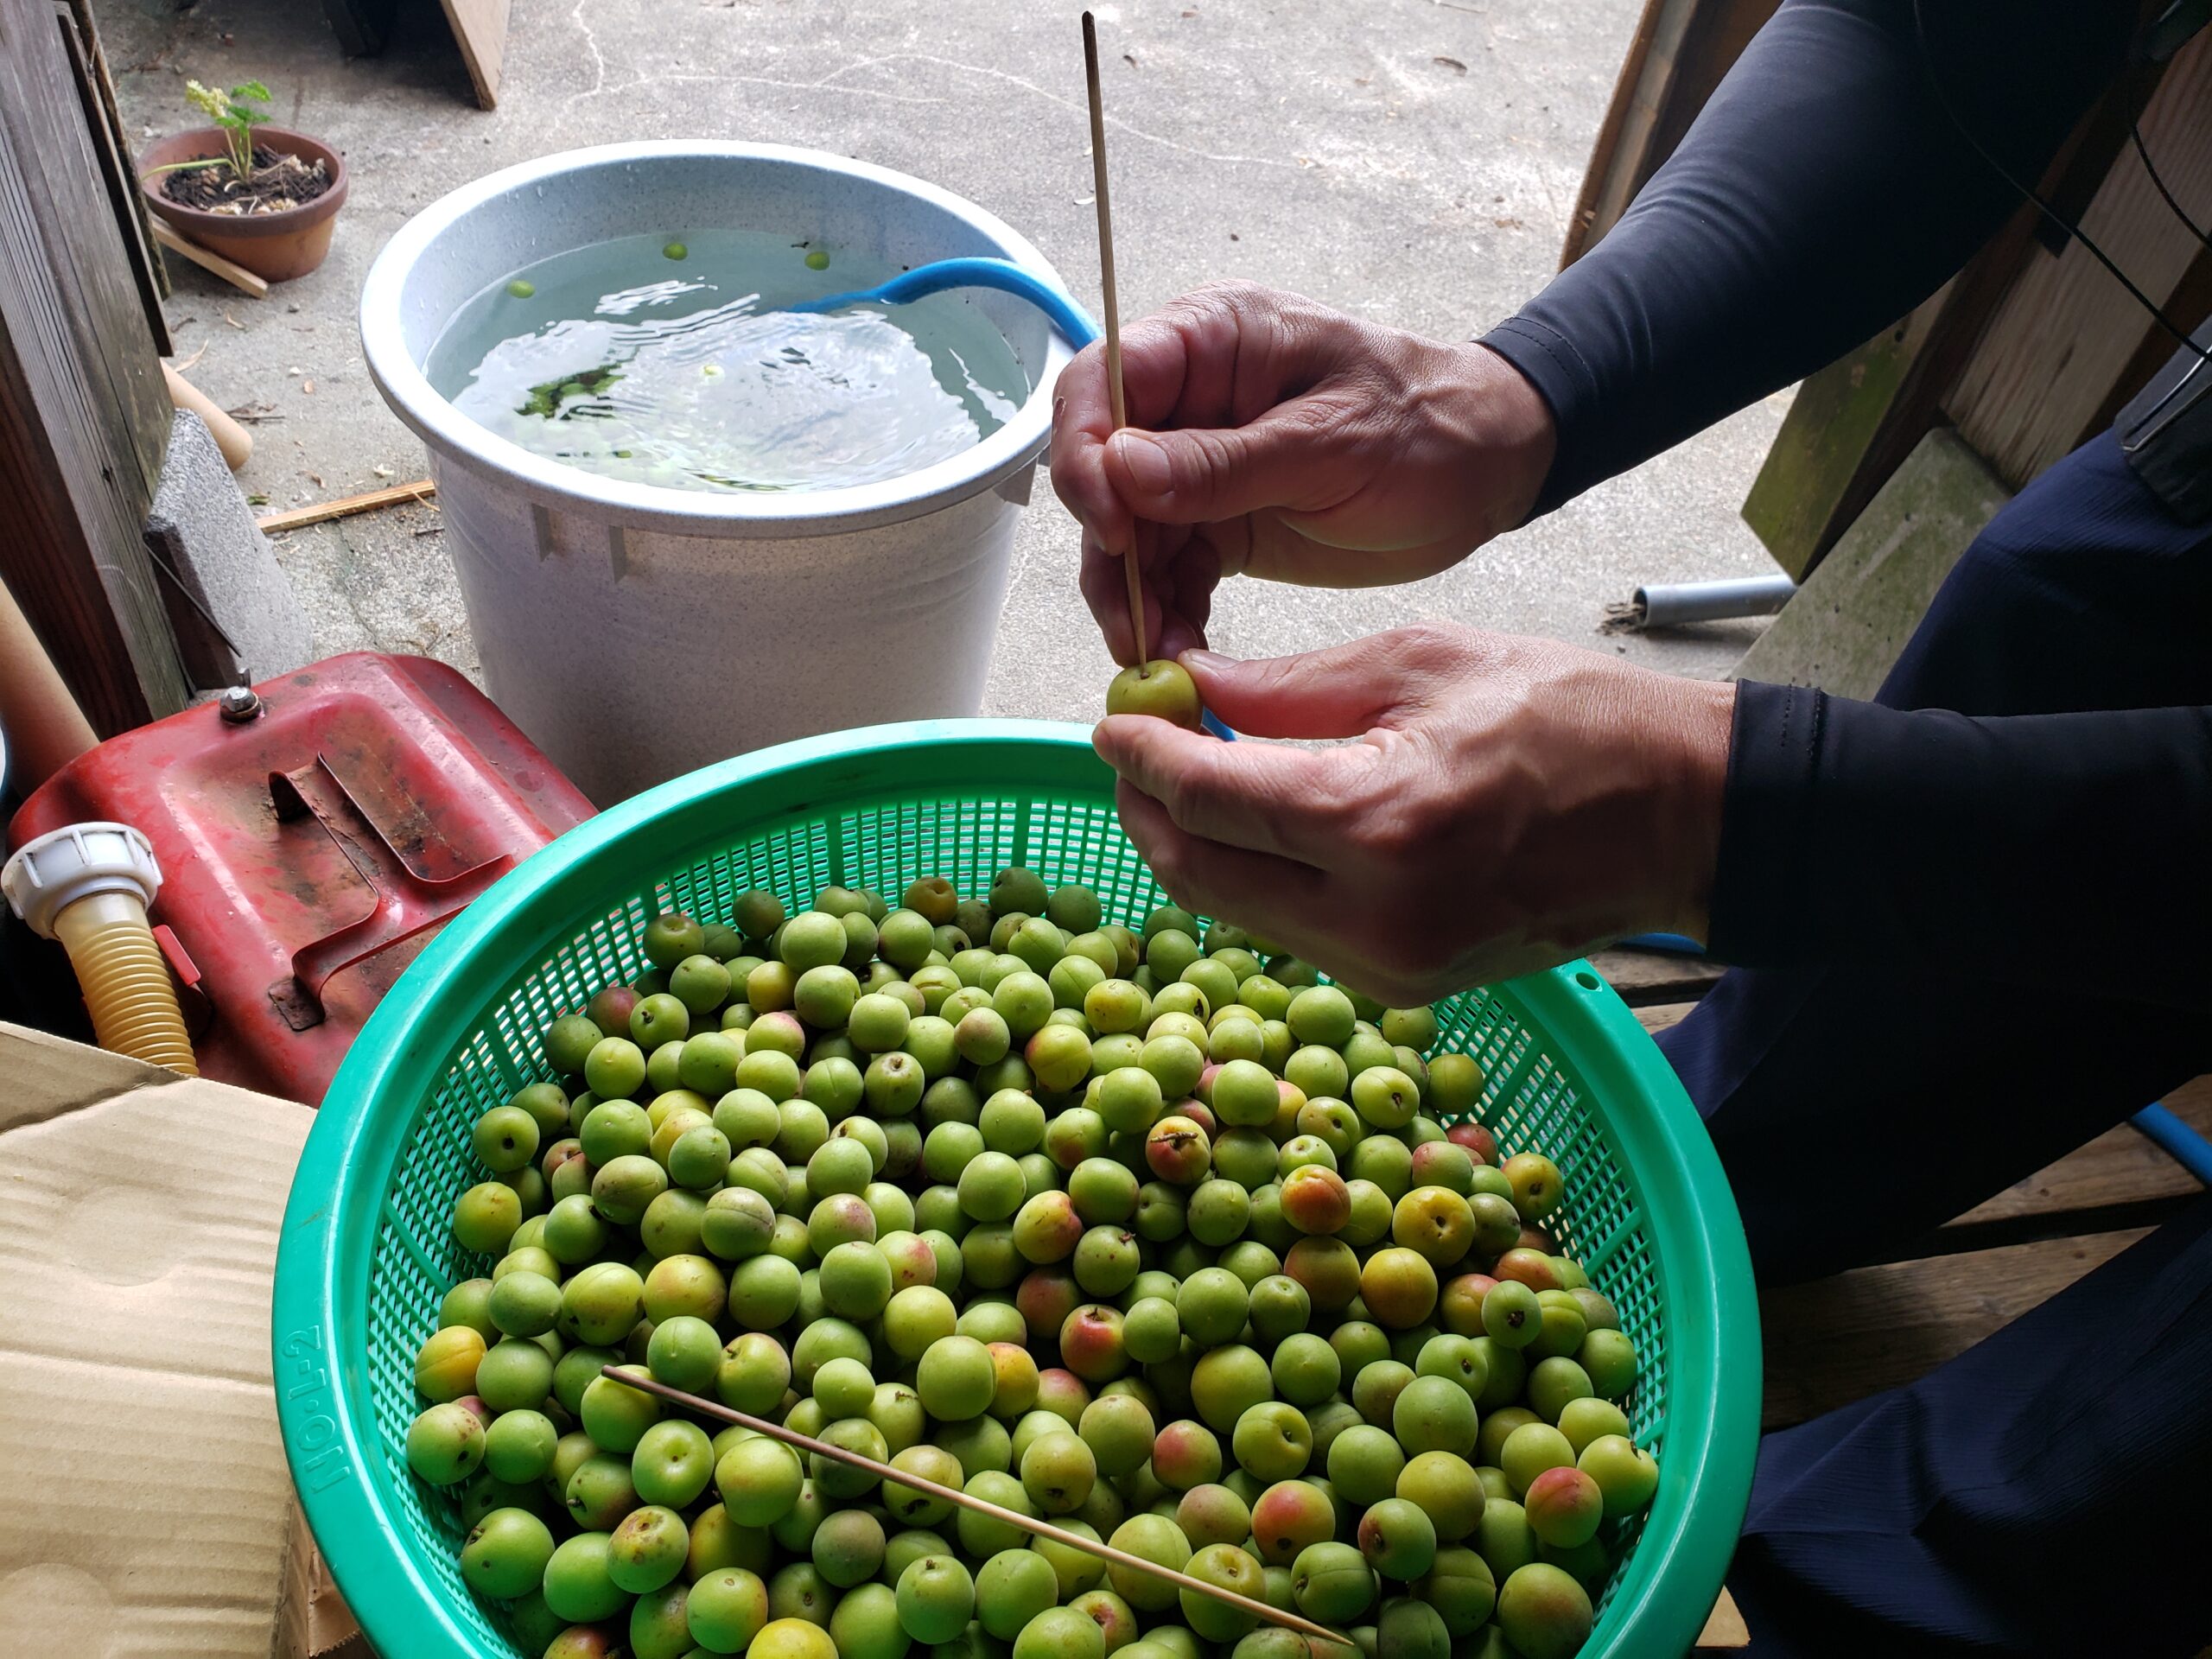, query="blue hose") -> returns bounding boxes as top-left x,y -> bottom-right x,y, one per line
2131,1103 -> 2212,1186
795,256 -> 1103,350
